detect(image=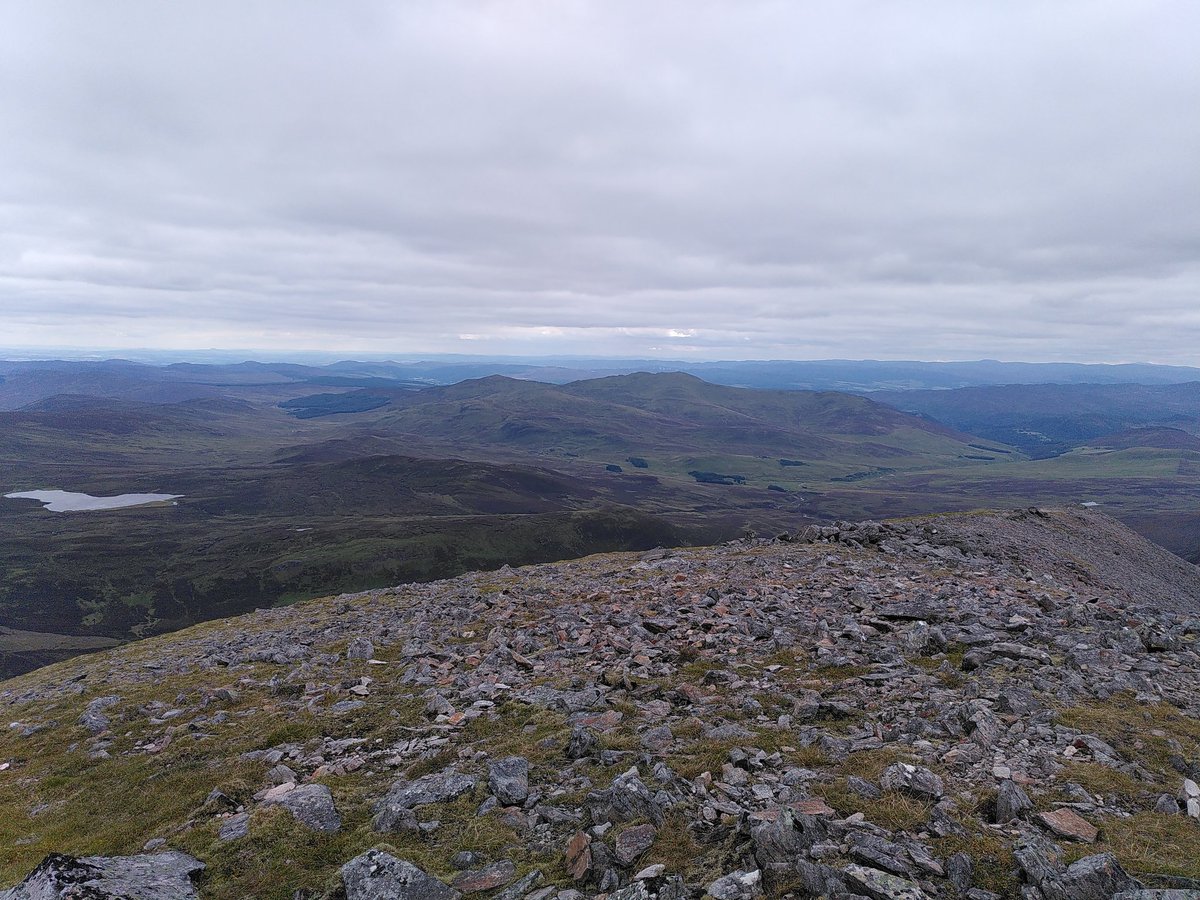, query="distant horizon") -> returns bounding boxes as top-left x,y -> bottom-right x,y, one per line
3,347 -> 1200,371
